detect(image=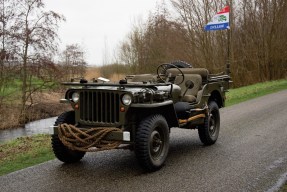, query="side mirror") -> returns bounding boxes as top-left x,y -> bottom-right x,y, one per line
185,80 -> 194,89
